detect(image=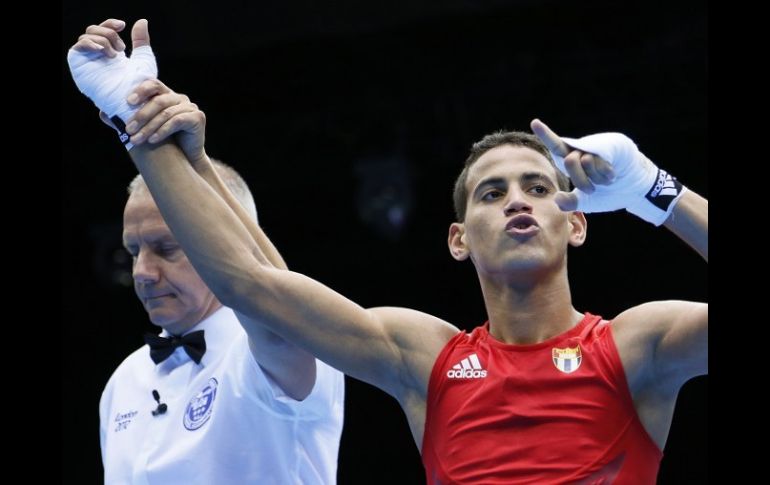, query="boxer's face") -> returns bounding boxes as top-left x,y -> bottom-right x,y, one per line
449,144 -> 586,277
